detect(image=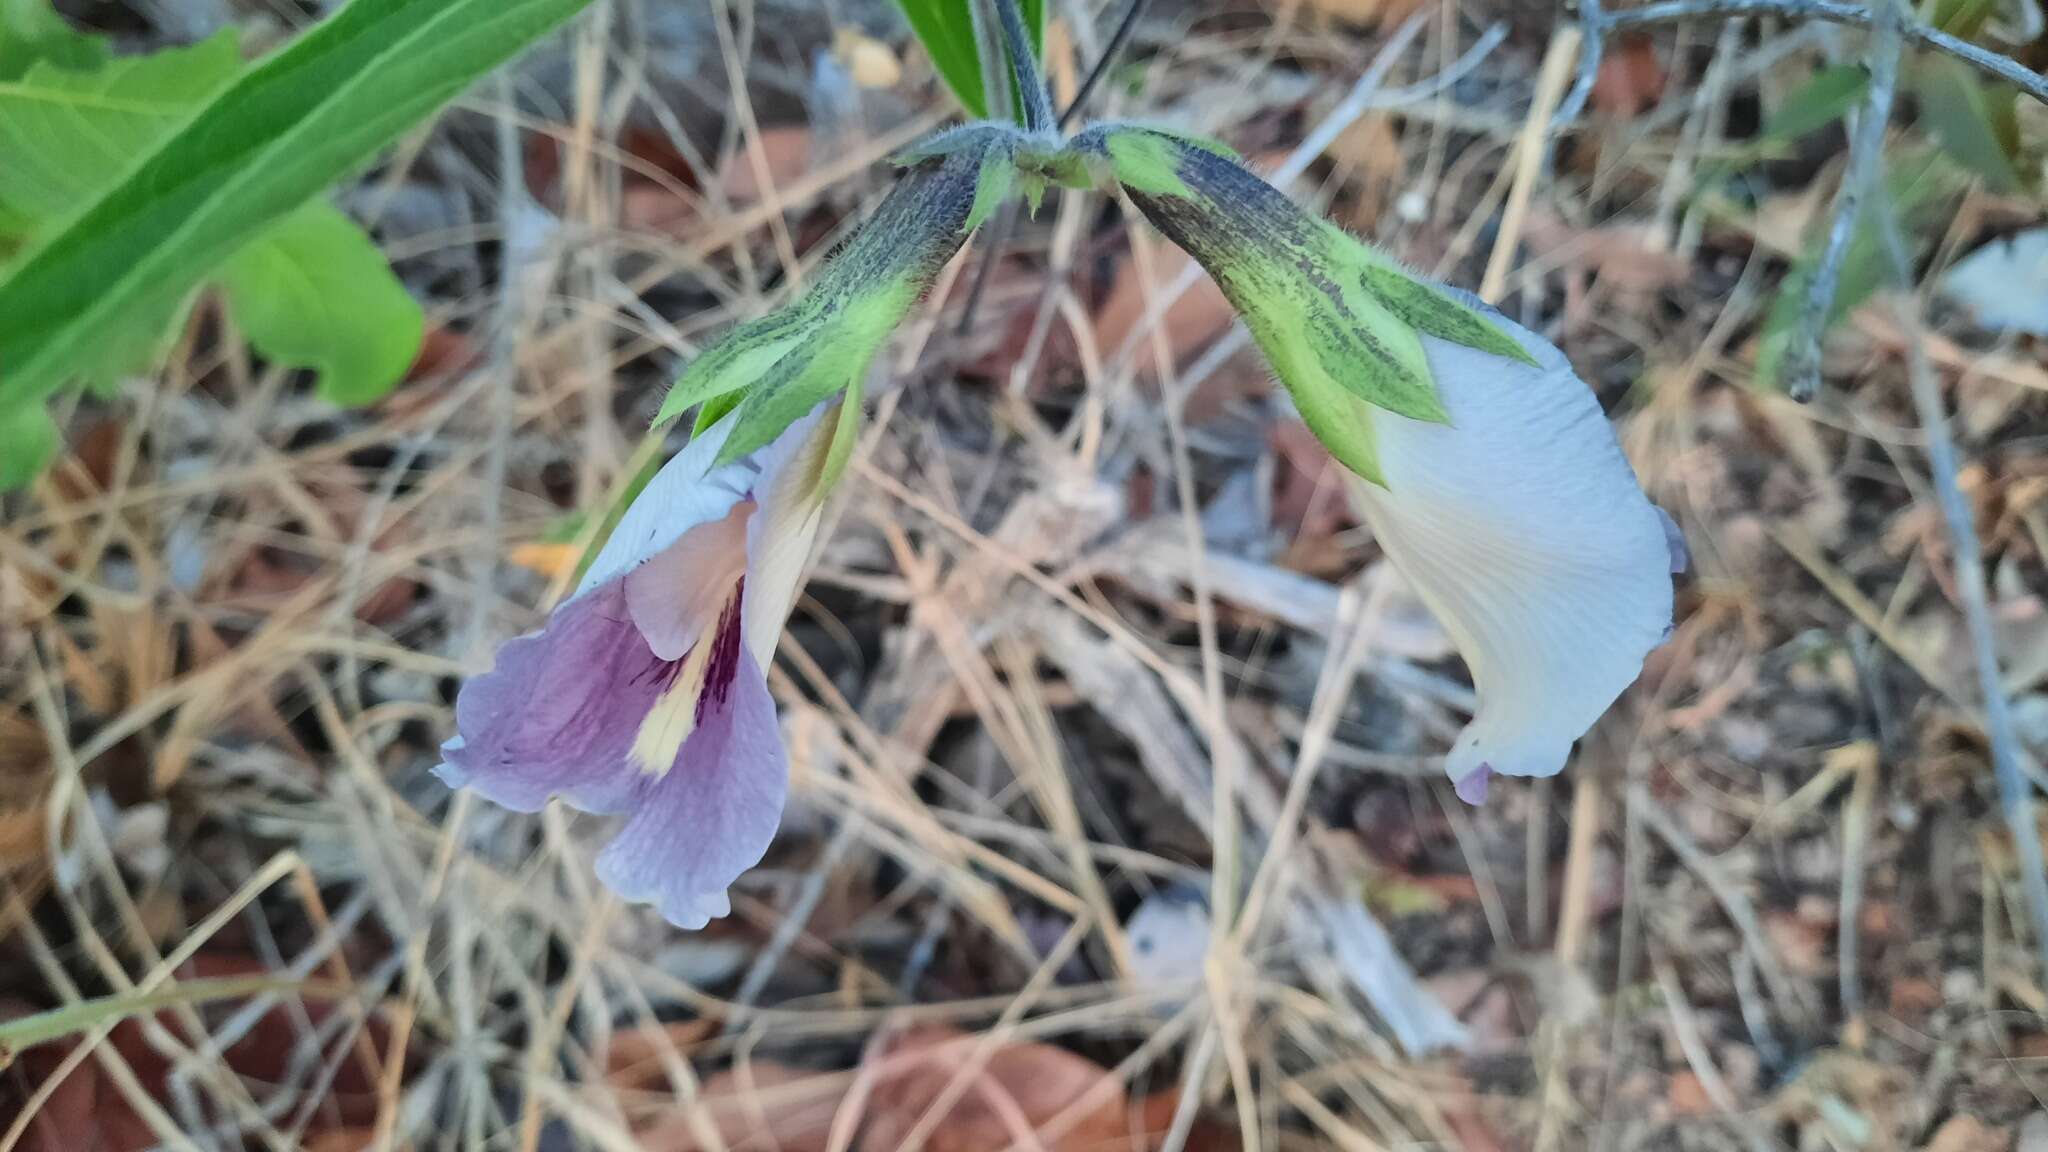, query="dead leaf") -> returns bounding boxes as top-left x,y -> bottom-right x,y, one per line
721,126 -> 812,204
1327,114 -> 1404,228
1923,1114 -> 2013,1152
635,1061 -> 856,1152
1591,32 -> 1667,119
1093,239 -> 1236,393
1301,0 -> 1433,28
605,1019 -> 717,1095
1668,1070 -> 1714,1116
0,710 -> 51,873
863,1027 -> 1134,1152
835,28 -> 903,89
636,1028 -> 1232,1152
